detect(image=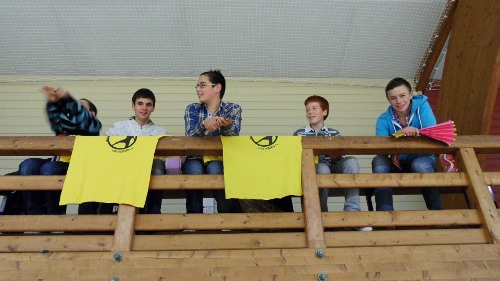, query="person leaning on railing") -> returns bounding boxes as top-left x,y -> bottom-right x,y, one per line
371,77 -> 442,211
